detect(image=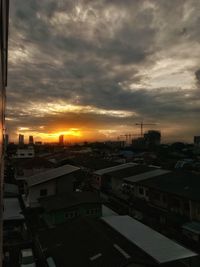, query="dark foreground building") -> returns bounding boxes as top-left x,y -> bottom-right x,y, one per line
0,0 -> 9,265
